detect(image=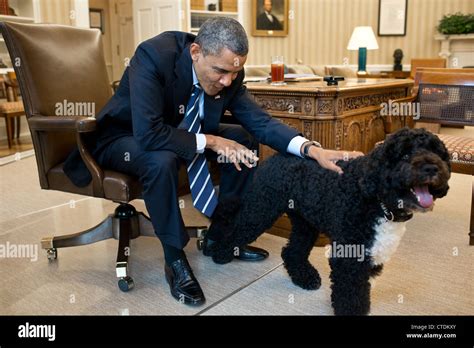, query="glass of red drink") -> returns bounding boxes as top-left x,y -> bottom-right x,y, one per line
271,56 -> 285,85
